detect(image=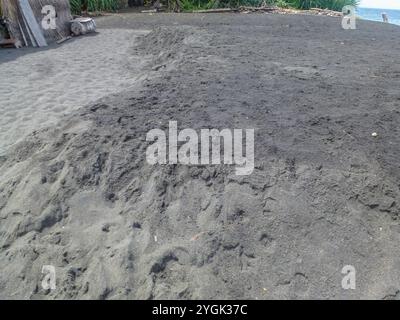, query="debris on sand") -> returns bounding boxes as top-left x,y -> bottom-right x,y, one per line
191,6 -> 342,17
